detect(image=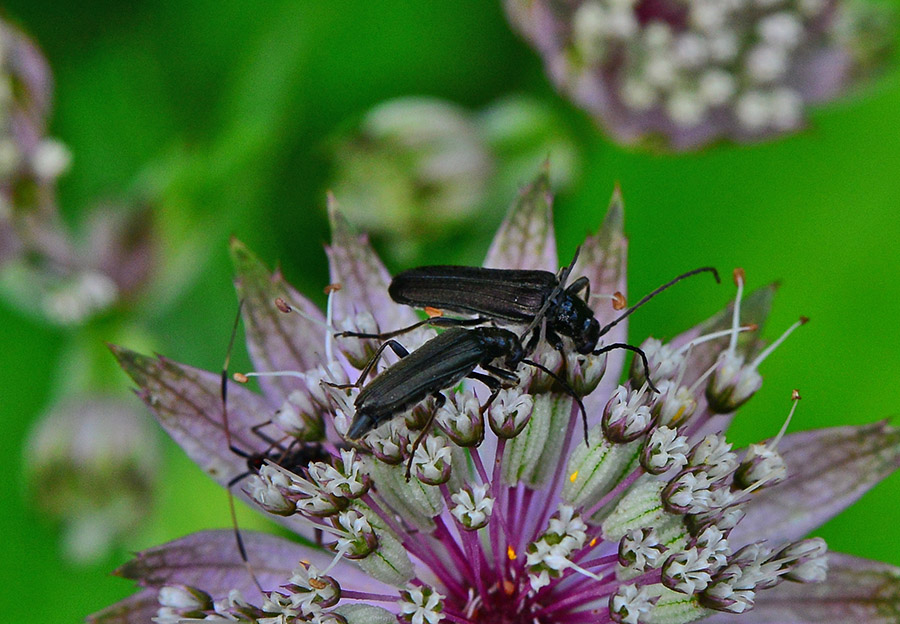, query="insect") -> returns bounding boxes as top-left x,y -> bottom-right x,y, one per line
220,302 -> 333,588
331,325 -> 586,478
340,250 -> 719,390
